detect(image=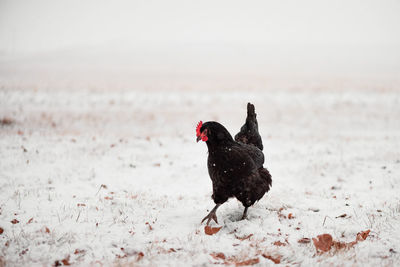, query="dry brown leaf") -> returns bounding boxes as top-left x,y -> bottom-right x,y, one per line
1,117 -> 14,125
77,203 -> 86,207
356,230 -> 370,241
288,213 -> 294,219
11,219 -> 19,224
137,252 -> 144,261
74,249 -> 85,254
273,241 -> 286,246
262,254 -> 281,264
333,241 -> 348,250
168,248 -> 176,253
237,234 -> 253,241
312,234 -> 333,252
235,258 -> 259,266
298,238 -> 311,244
55,256 -> 71,266
336,213 -> 347,218
0,227 -> 3,234
44,227 -> 50,233
61,257 -> 70,266
27,218 -> 34,224
210,252 -> 226,260
145,222 -> 153,231
204,226 -> 222,235
313,230 -> 370,253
